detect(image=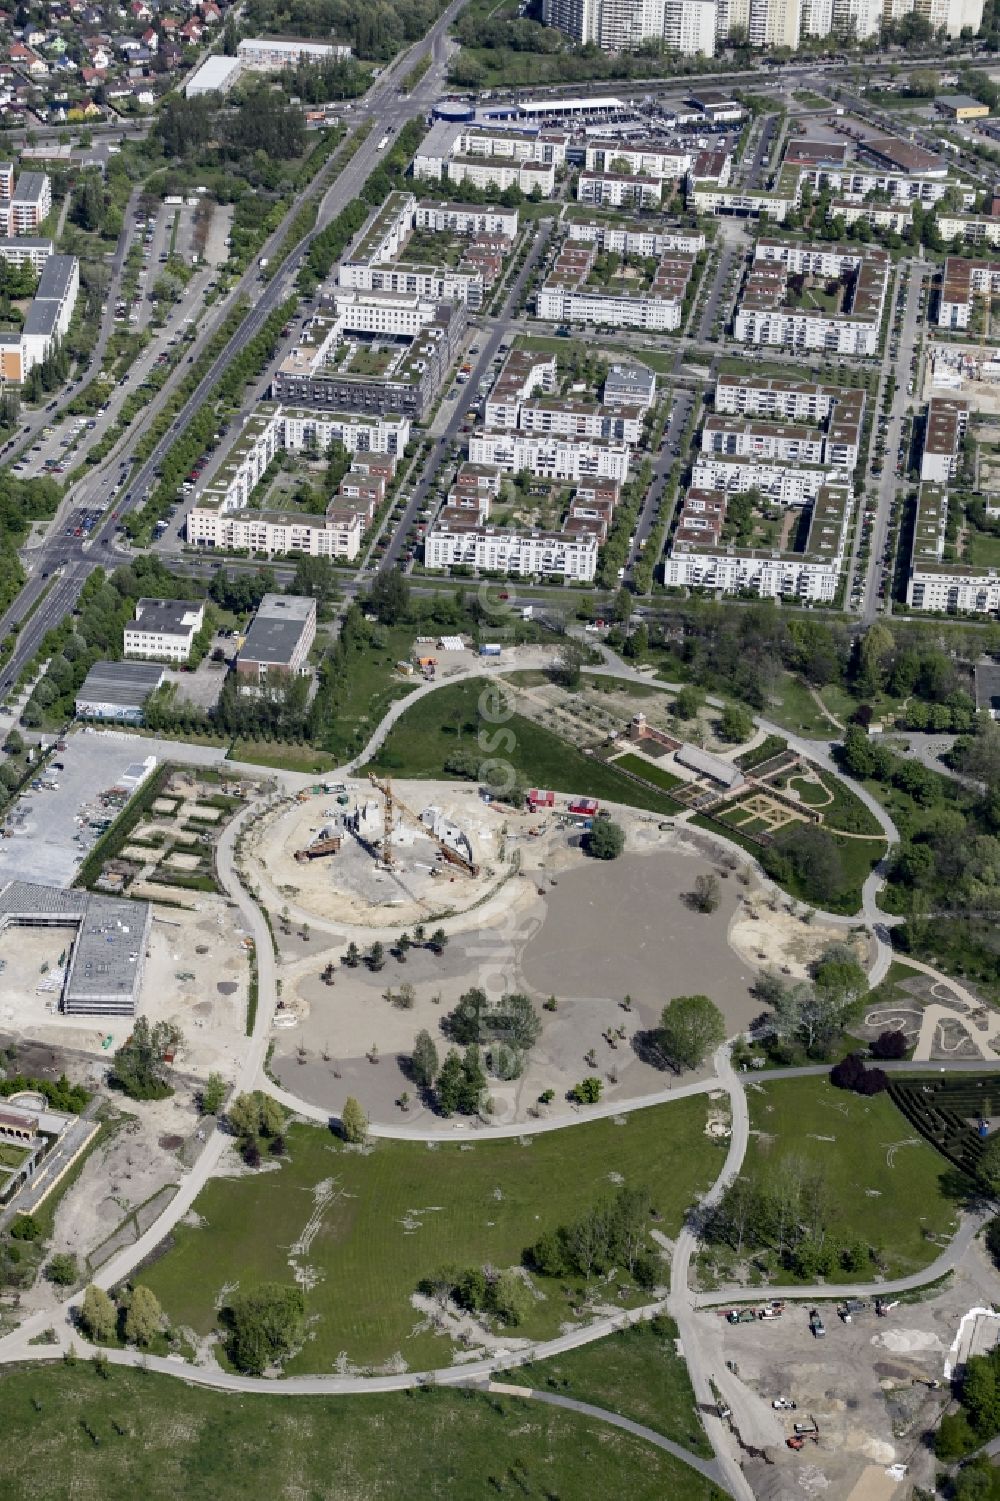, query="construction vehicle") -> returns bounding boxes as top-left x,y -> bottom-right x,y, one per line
294,829 -> 342,862
367,773 -> 479,876
793,1419 -> 819,1438
727,1309 -> 756,1325
809,1309 -> 826,1338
